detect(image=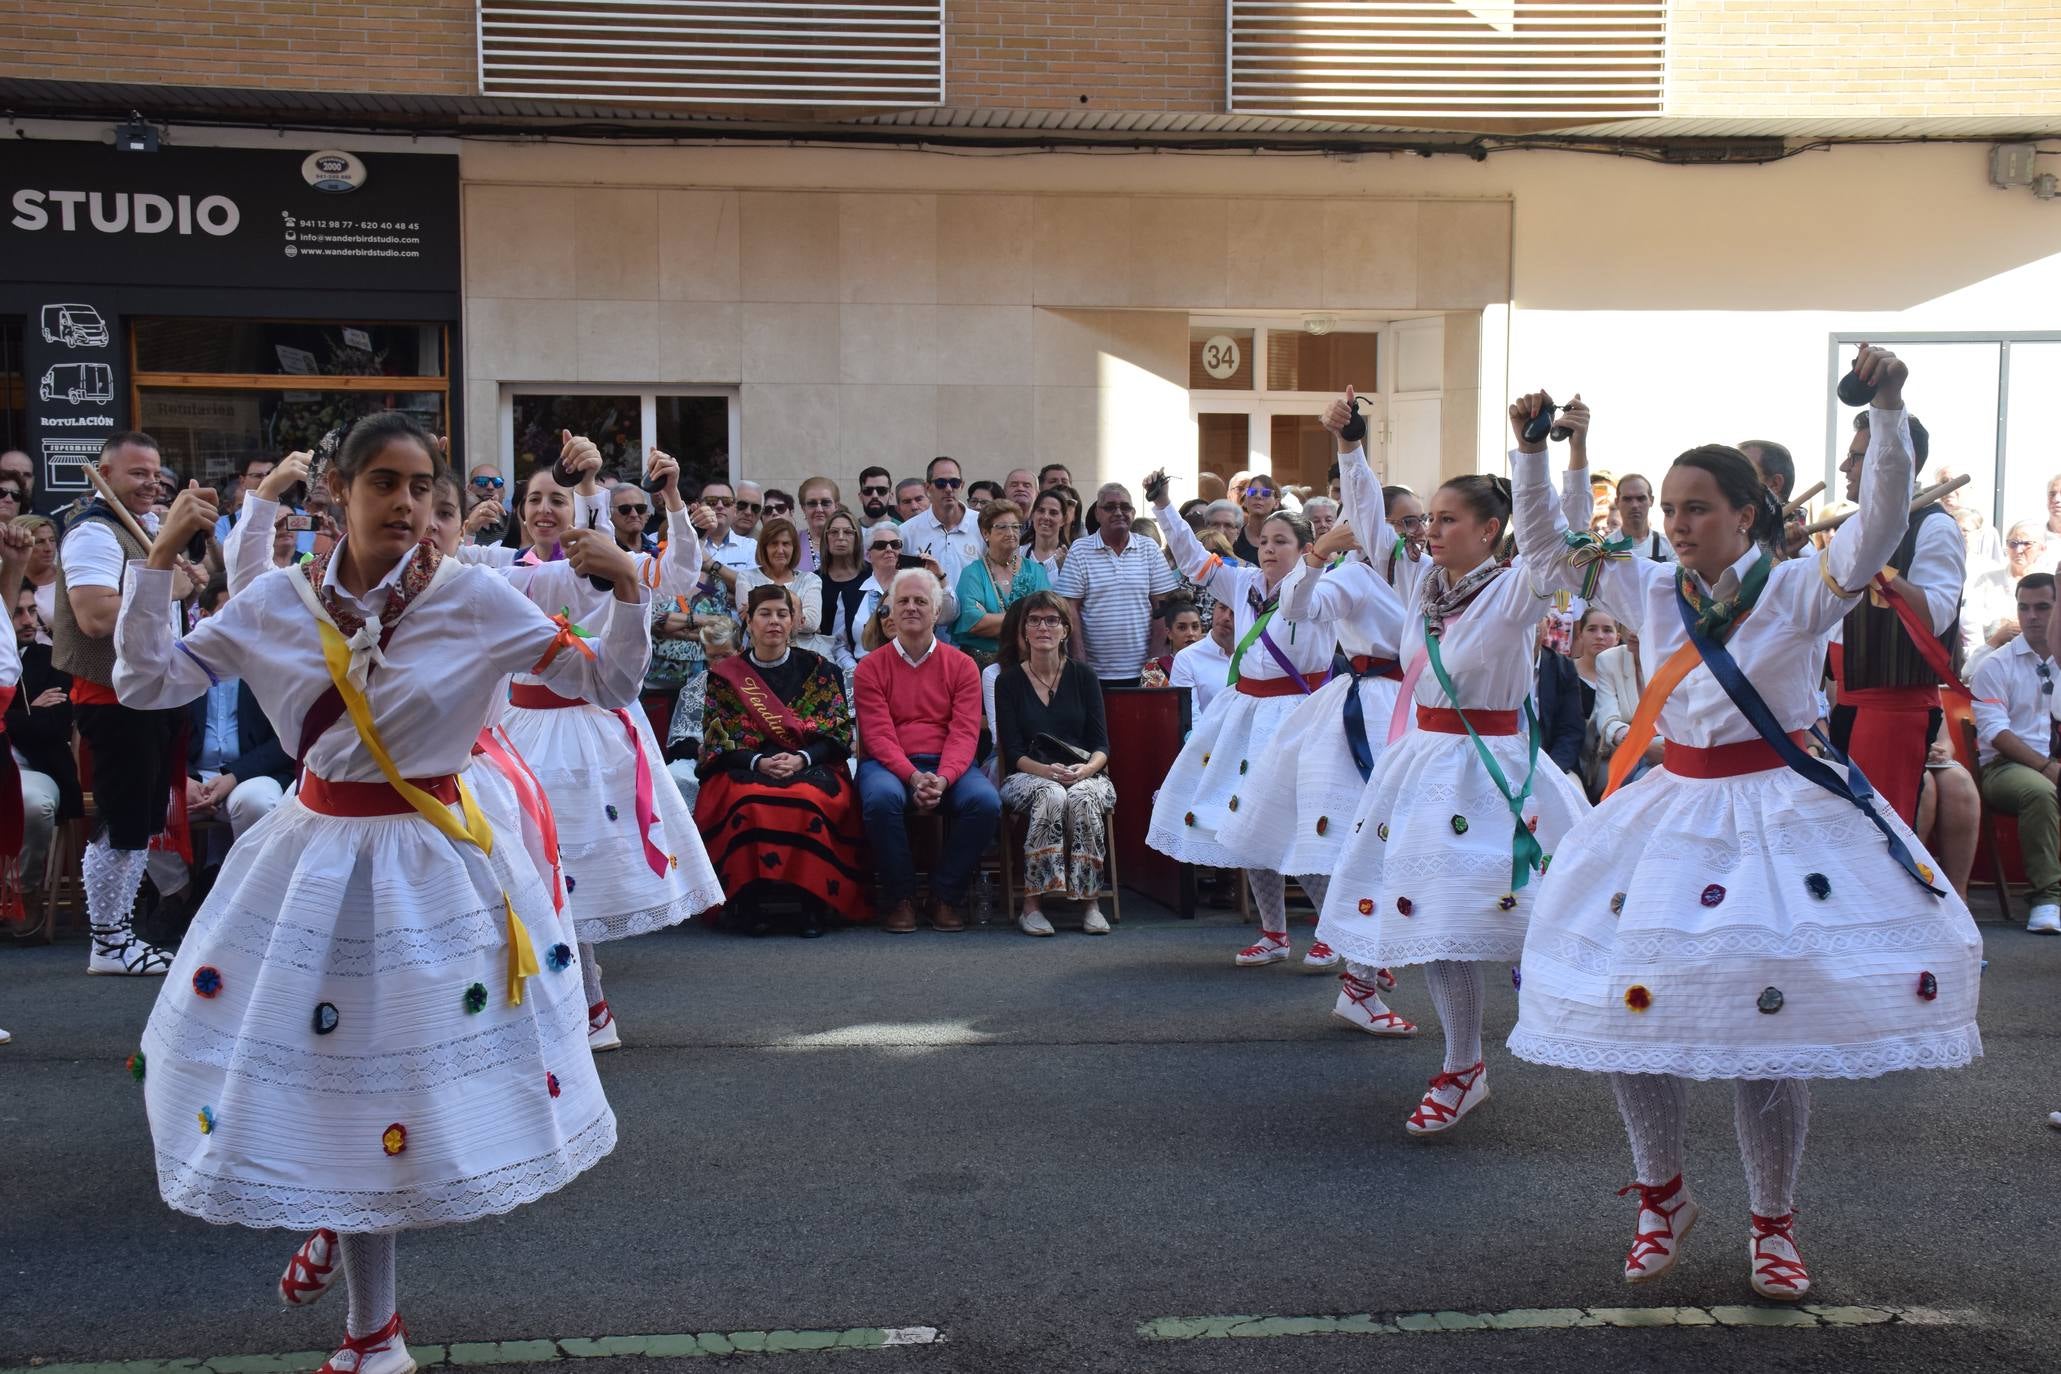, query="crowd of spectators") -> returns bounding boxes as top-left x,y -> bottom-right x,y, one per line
9,420 -> 2057,957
